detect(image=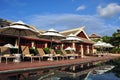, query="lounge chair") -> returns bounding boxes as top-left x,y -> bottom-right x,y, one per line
21,46 -> 41,63
0,47 -> 16,64
49,49 -> 63,60
62,50 -> 80,59
61,50 -> 73,59
36,48 -> 50,60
